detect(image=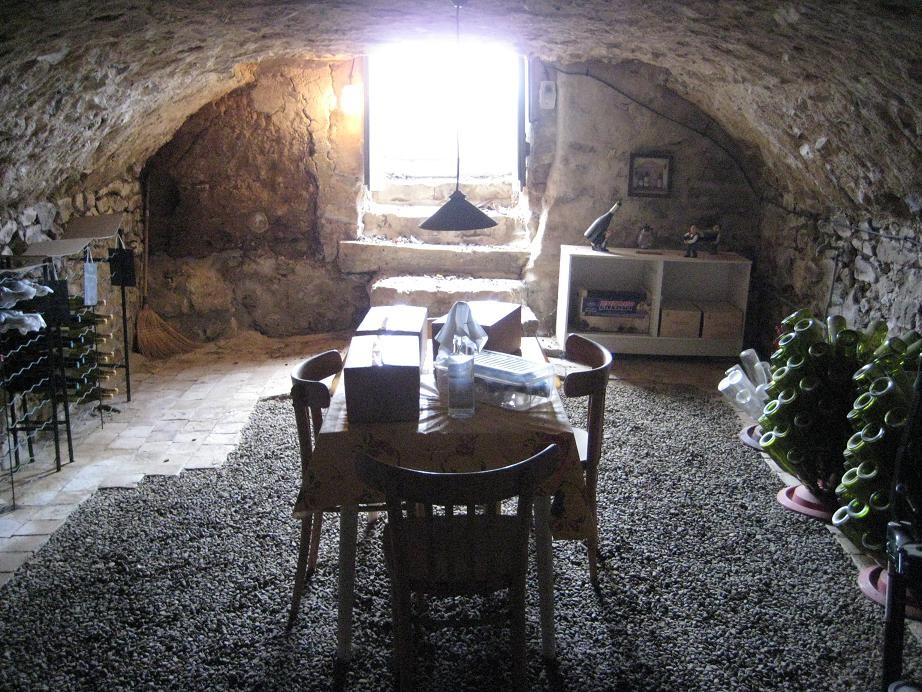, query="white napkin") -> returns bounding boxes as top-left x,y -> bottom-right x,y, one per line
434,301 -> 488,358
